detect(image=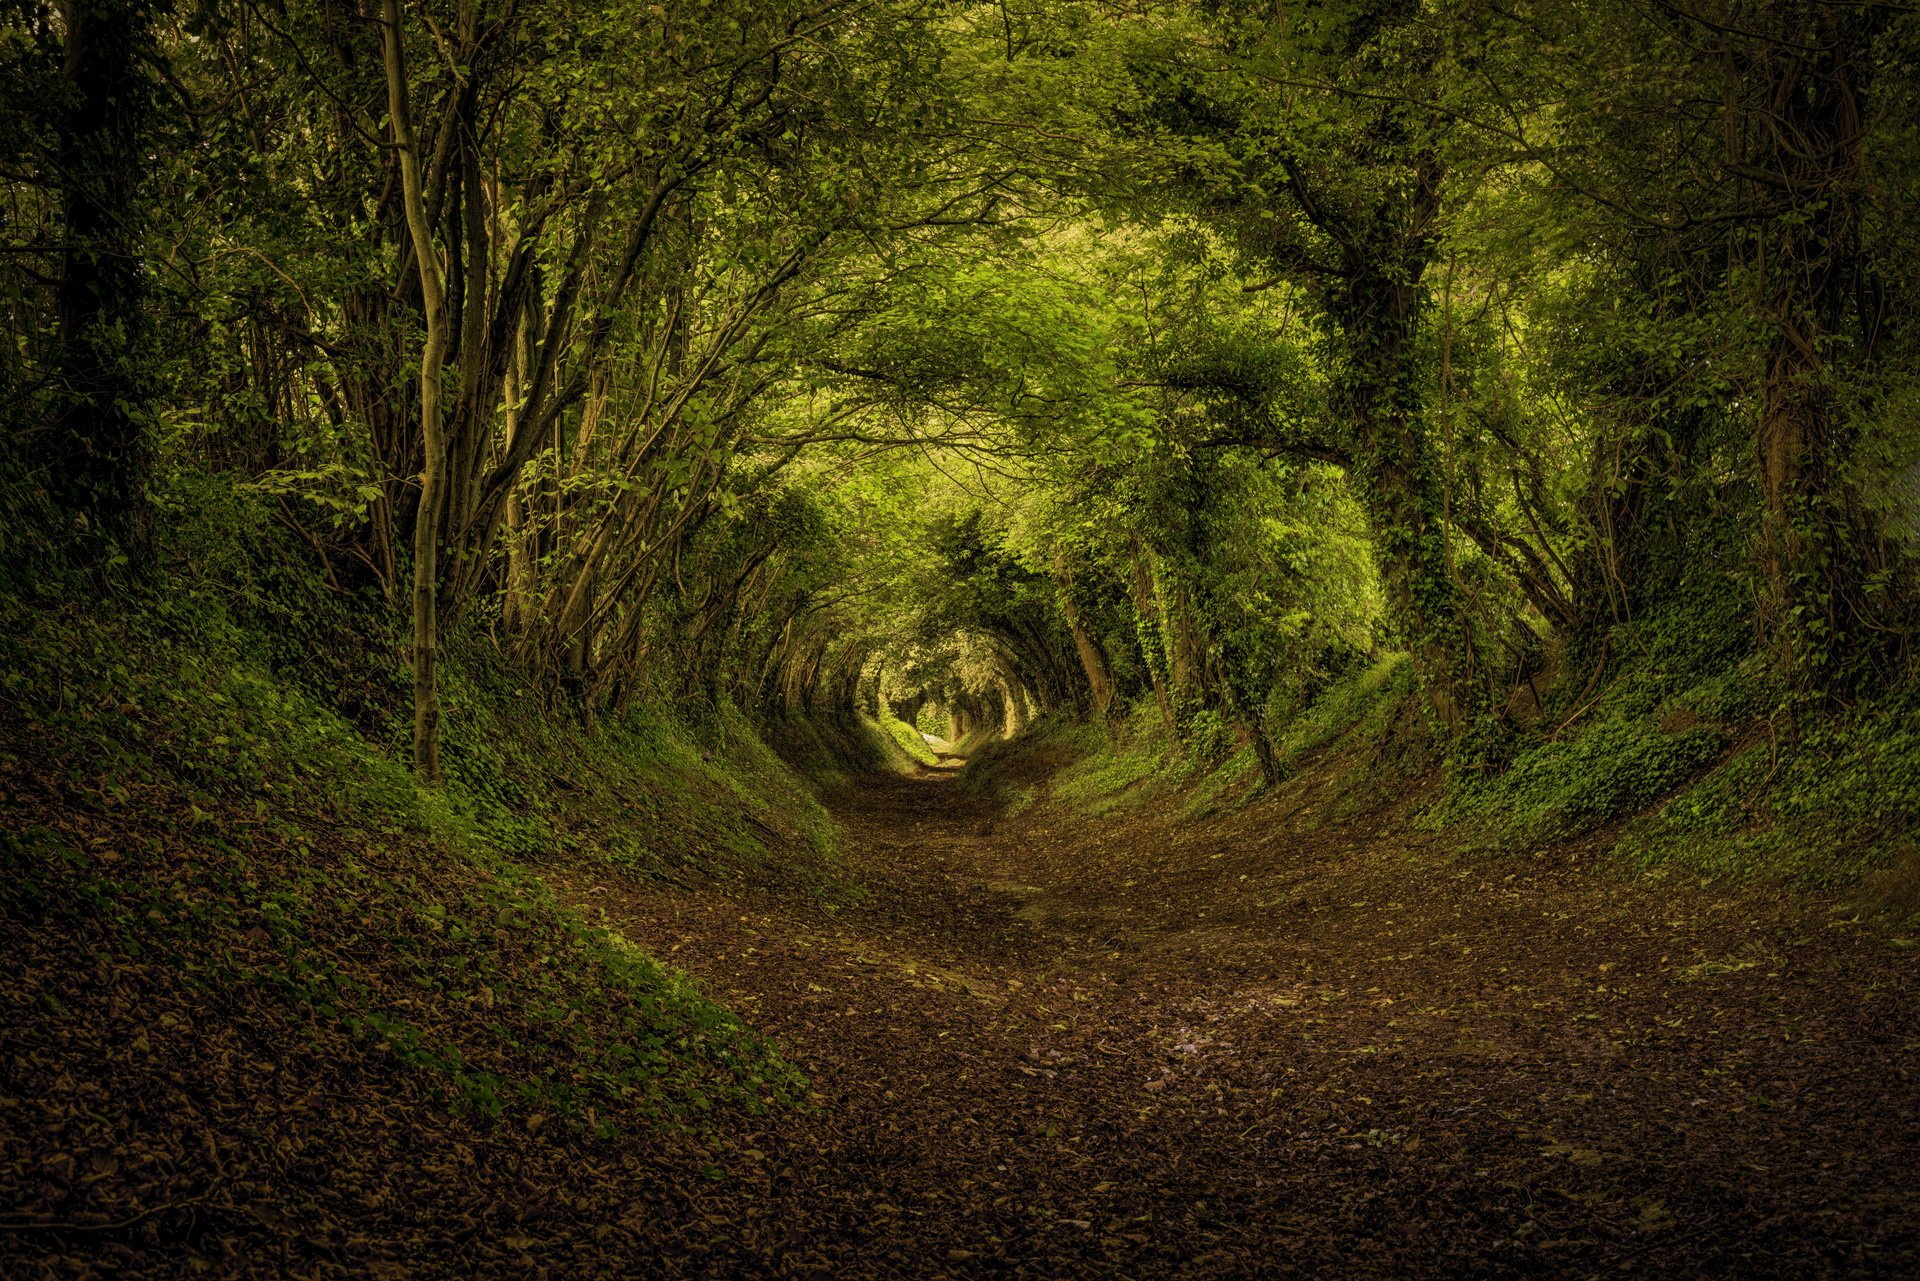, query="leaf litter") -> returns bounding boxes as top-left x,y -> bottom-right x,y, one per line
4,745 -> 1918,1278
